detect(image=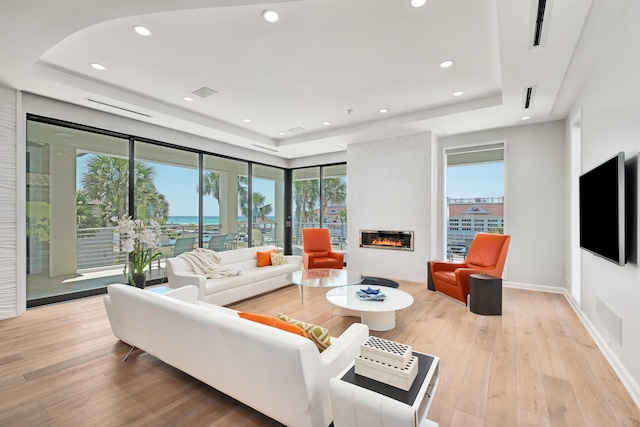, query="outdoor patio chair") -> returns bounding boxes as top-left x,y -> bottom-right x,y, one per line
173,236 -> 196,257
207,234 -> 228,251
